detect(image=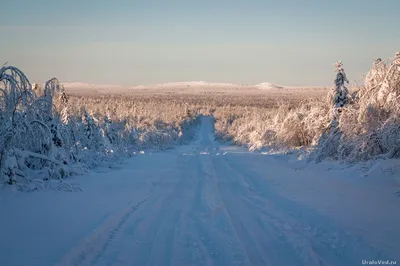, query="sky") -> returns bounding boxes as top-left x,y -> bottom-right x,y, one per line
0,0 -> 399,86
